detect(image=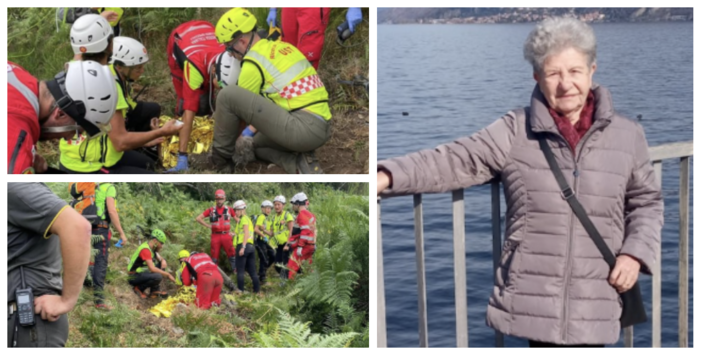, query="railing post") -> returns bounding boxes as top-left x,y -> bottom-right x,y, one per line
452,189 -> 468,347
414,194 -> 429,347
651,161 -> 663,347
678,157 -> 690,347
377,197 -> 387,347
490,181 -> 504,347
